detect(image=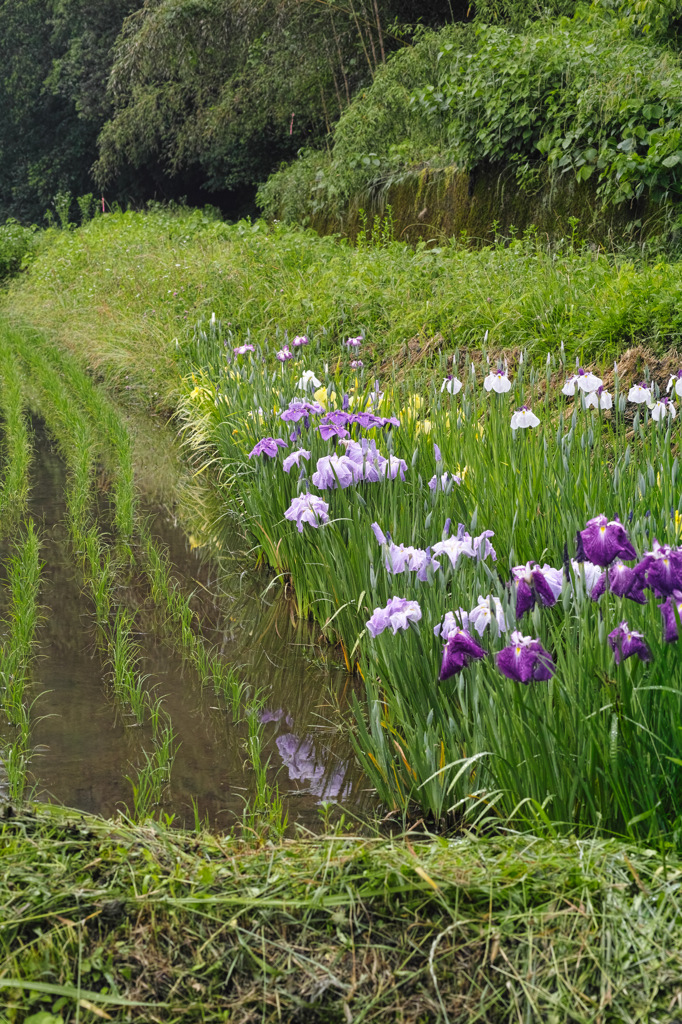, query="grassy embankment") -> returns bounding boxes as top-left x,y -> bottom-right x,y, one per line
2,209 -> 682,1019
